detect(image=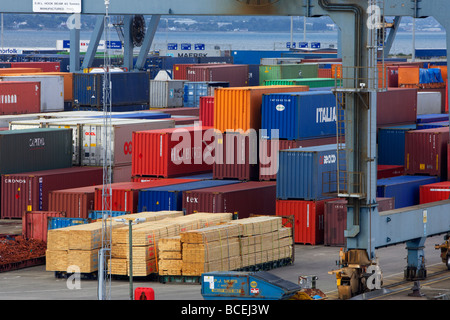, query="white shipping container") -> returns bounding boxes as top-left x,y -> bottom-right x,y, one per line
149,80 -> 185,108
417,91 -> 442,115
0,75 -> 64,112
